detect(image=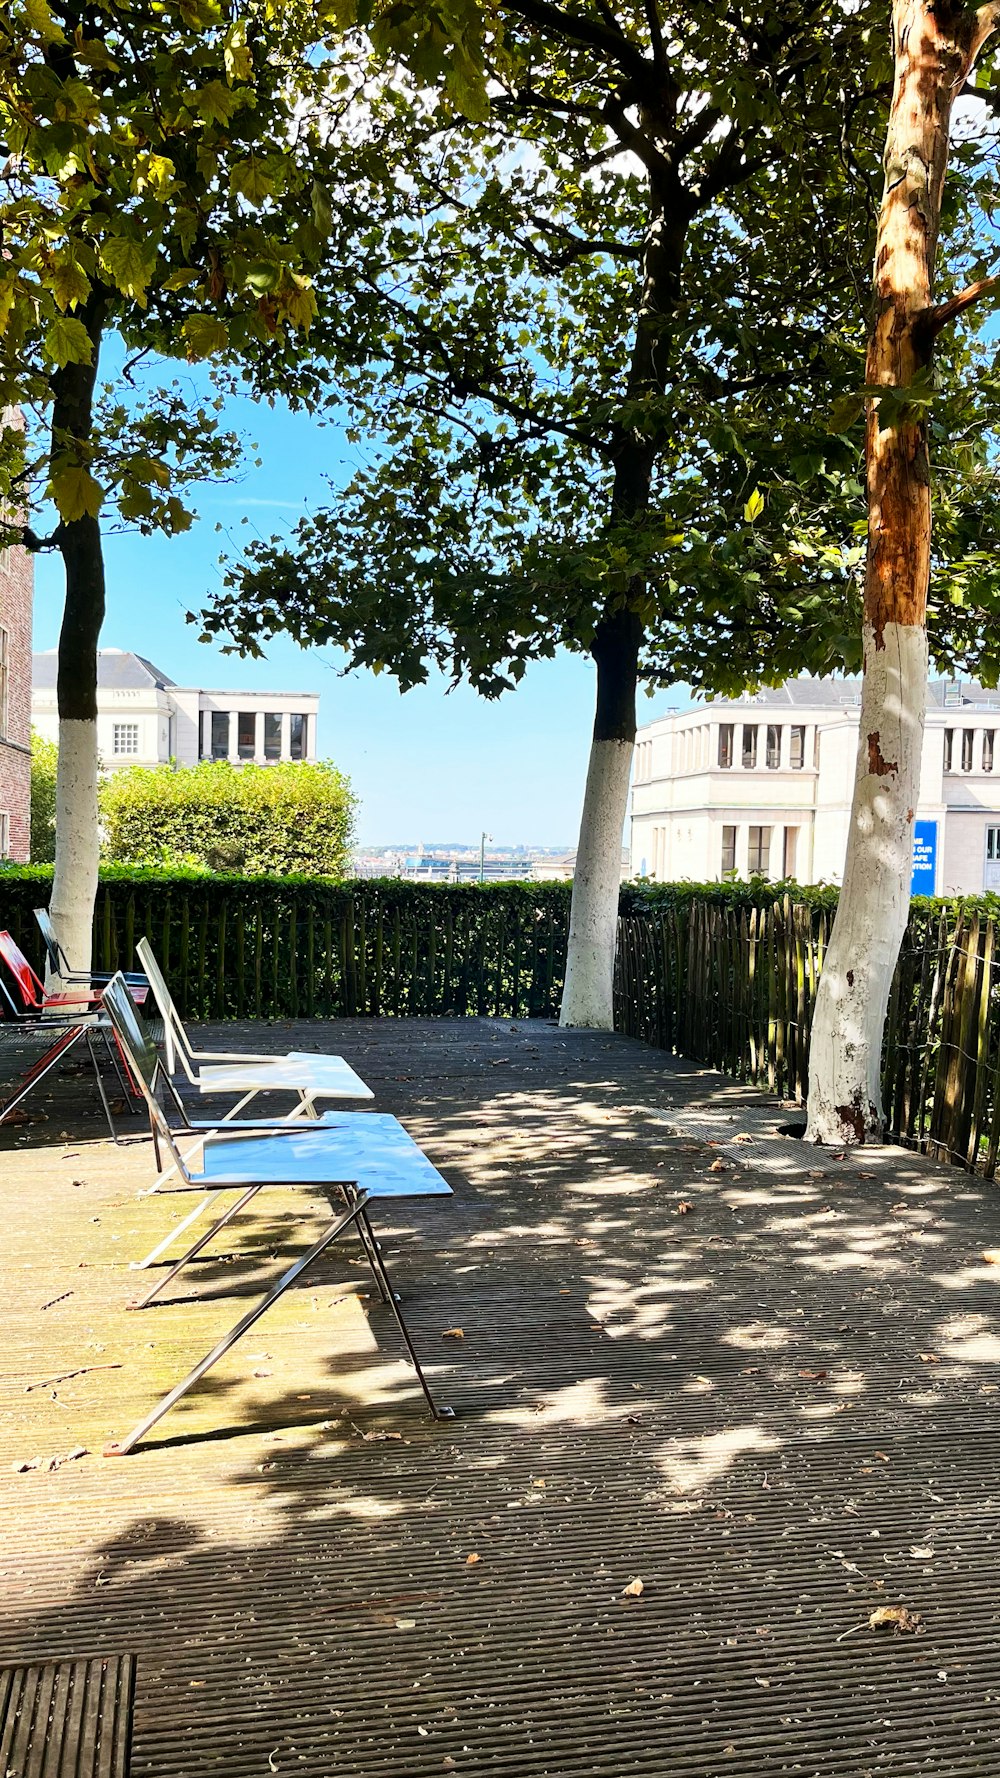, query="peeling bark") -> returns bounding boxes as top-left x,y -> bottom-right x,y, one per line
806,0 -> 999,1143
